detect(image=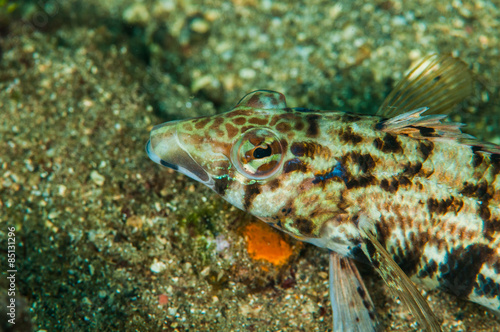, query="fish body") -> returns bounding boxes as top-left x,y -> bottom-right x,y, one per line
147,55 -> 500,330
